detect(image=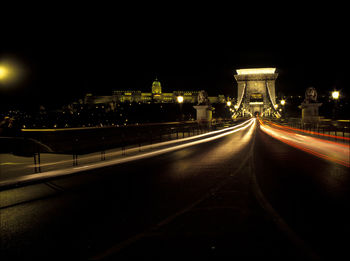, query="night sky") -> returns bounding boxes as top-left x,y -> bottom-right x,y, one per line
0,4 -> 347,110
